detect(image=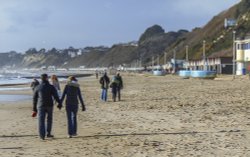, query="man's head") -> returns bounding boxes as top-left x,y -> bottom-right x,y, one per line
41,73 -> 48,82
